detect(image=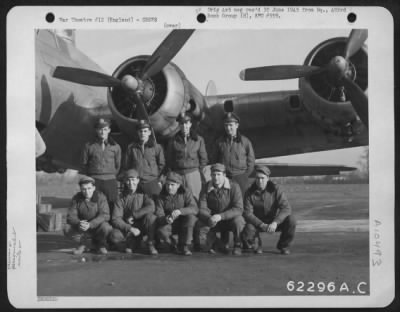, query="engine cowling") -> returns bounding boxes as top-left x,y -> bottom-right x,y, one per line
299,37 -> 368,135
107,56 -> 205,140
